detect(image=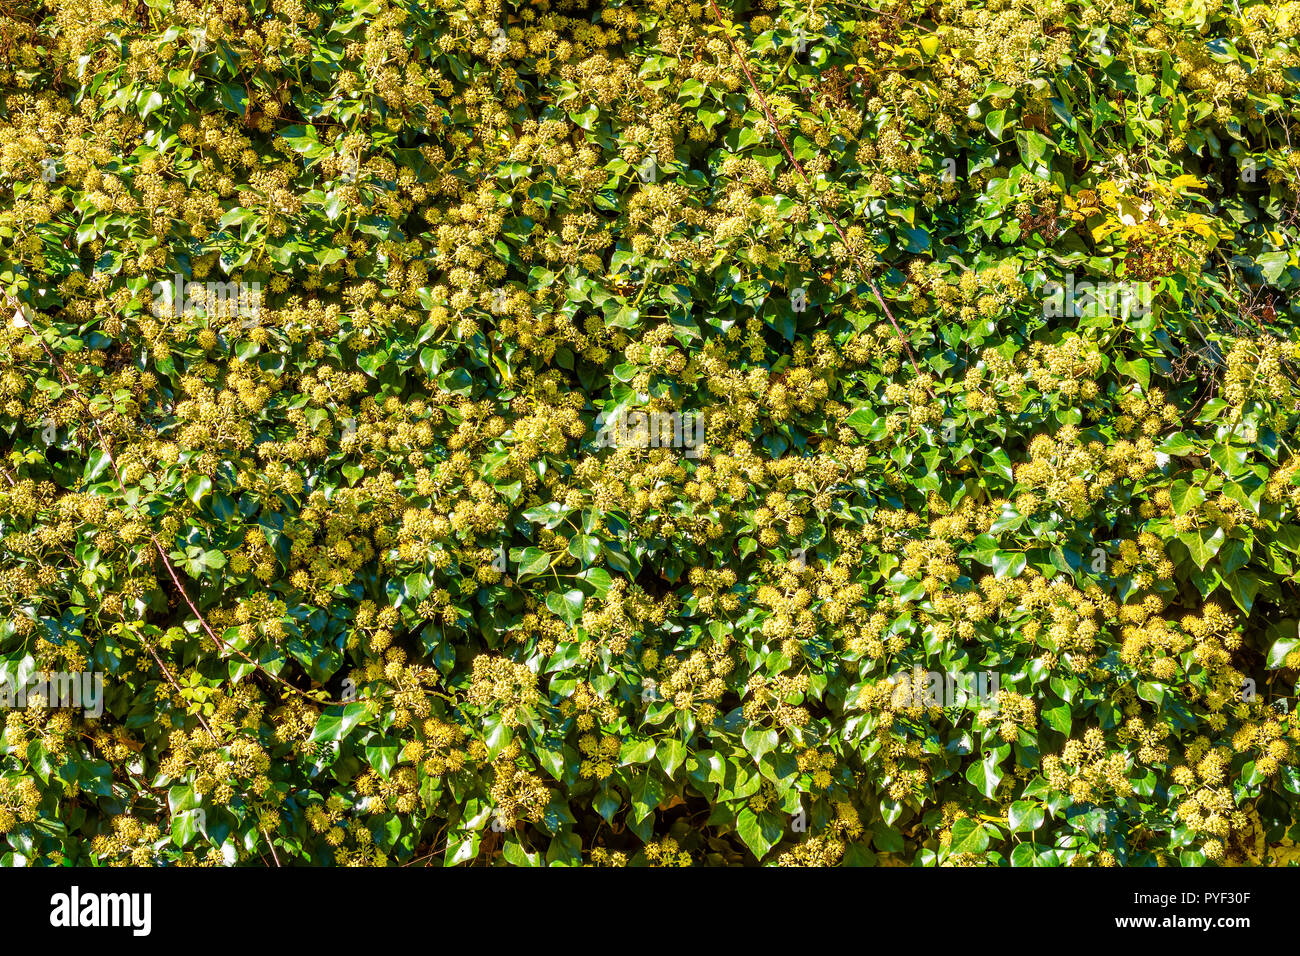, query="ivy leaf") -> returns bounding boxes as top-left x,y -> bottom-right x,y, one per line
1179,527 -> 1225,569
1267,637 -> 1299,670
1217,538 -> 1251,576
845,408 -> 885,439
620,737 -> 656,766
948,818 -> 991,855
309,702 -> 369,744
1017,129 -> 1052,168
138,90 -> 164,120
516,547 -> 550,581
1170,481 -> 1206,516
1008,801 -> 1045,832
984,108 -> 1006,139
735,806 -> 783,860
965,750 -> 1003,799
1043,703 -> 1072,735
657,739 -> 688,777
545,589 -> 584,627
567,534 -> 601,565
742,727 -> 778,763
185,474 -> 212,506
1115,357 -> 1150,390
1228,571 -> 1260,613
992,550 -> 1027,578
